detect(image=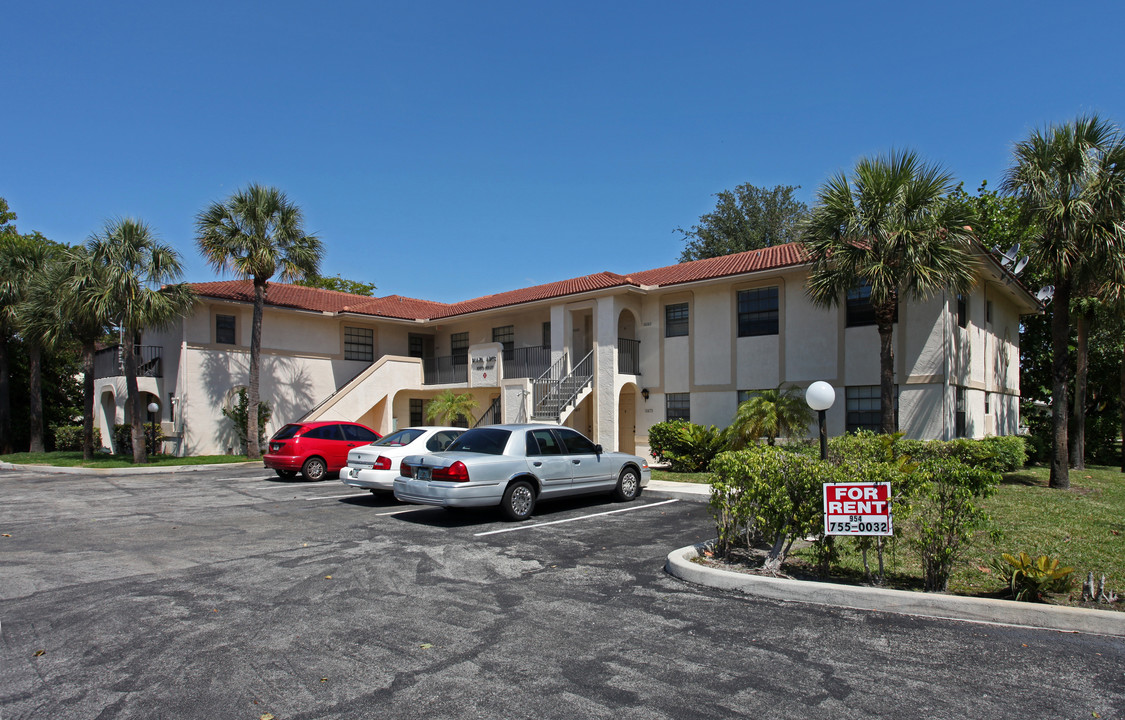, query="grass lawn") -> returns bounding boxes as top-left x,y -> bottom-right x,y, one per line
667,463 -> 1125,609
0,451 -> 259,469
652,469 -> 712,484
